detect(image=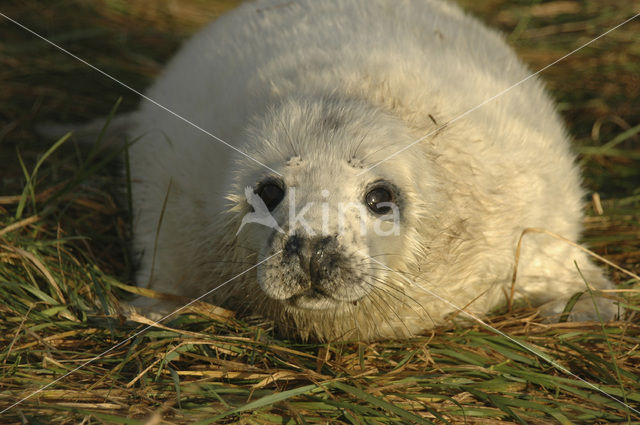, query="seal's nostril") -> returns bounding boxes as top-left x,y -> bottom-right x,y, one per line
309,258 -> 321,284
314,236 -> 336,250
284,234 -> 303,256
309,236 -> 340,284
283,234 -> 341,284
284,234 -> 312,275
